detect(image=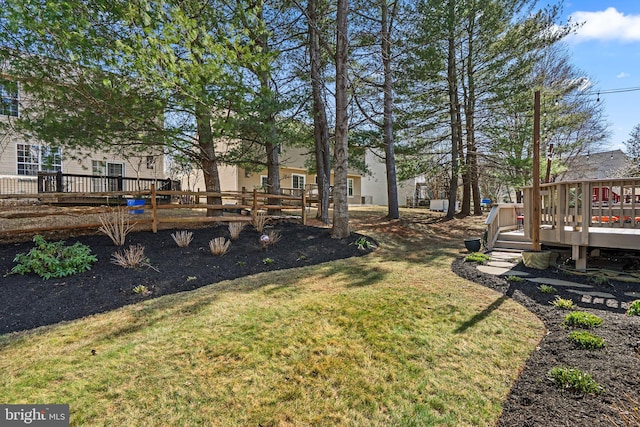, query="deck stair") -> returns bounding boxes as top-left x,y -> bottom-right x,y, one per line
492,230 -> 532,252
